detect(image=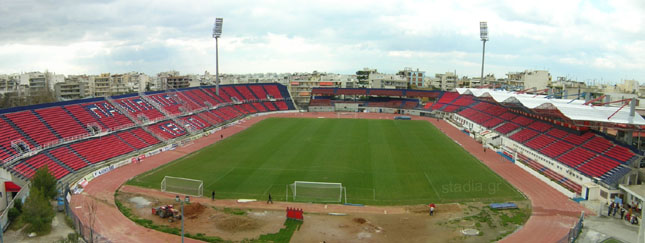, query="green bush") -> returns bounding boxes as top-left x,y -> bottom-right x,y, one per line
31,165 -> 58,200
7,207 -> 20,222
13,199 -> 23,212
22,187 -> 55,234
